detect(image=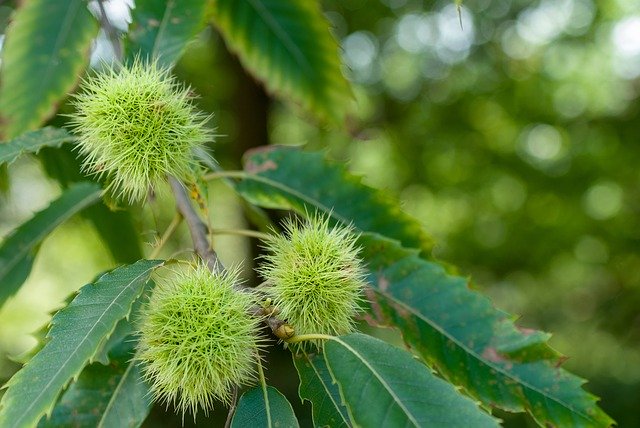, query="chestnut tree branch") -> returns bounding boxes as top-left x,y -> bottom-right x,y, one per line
96,0 -> 123,61
168,176 -> 224,274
